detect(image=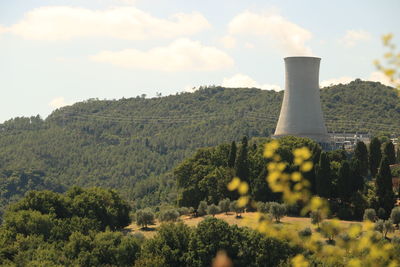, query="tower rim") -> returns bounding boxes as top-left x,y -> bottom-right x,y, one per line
284,56 -> 321,60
